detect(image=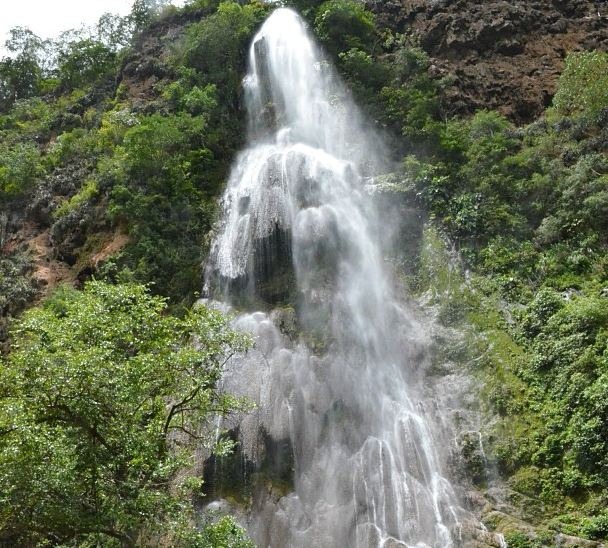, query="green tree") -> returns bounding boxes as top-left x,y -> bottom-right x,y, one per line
0,27 -> 46,110
96,12 -> 134,51
0,56 -> 40,109
0,281 -> 251,546
56,38 -> 116,89
130,0 -> 171,31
